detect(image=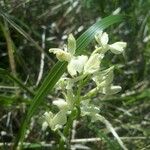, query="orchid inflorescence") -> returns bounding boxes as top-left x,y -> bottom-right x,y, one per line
42,31 -> 127,132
